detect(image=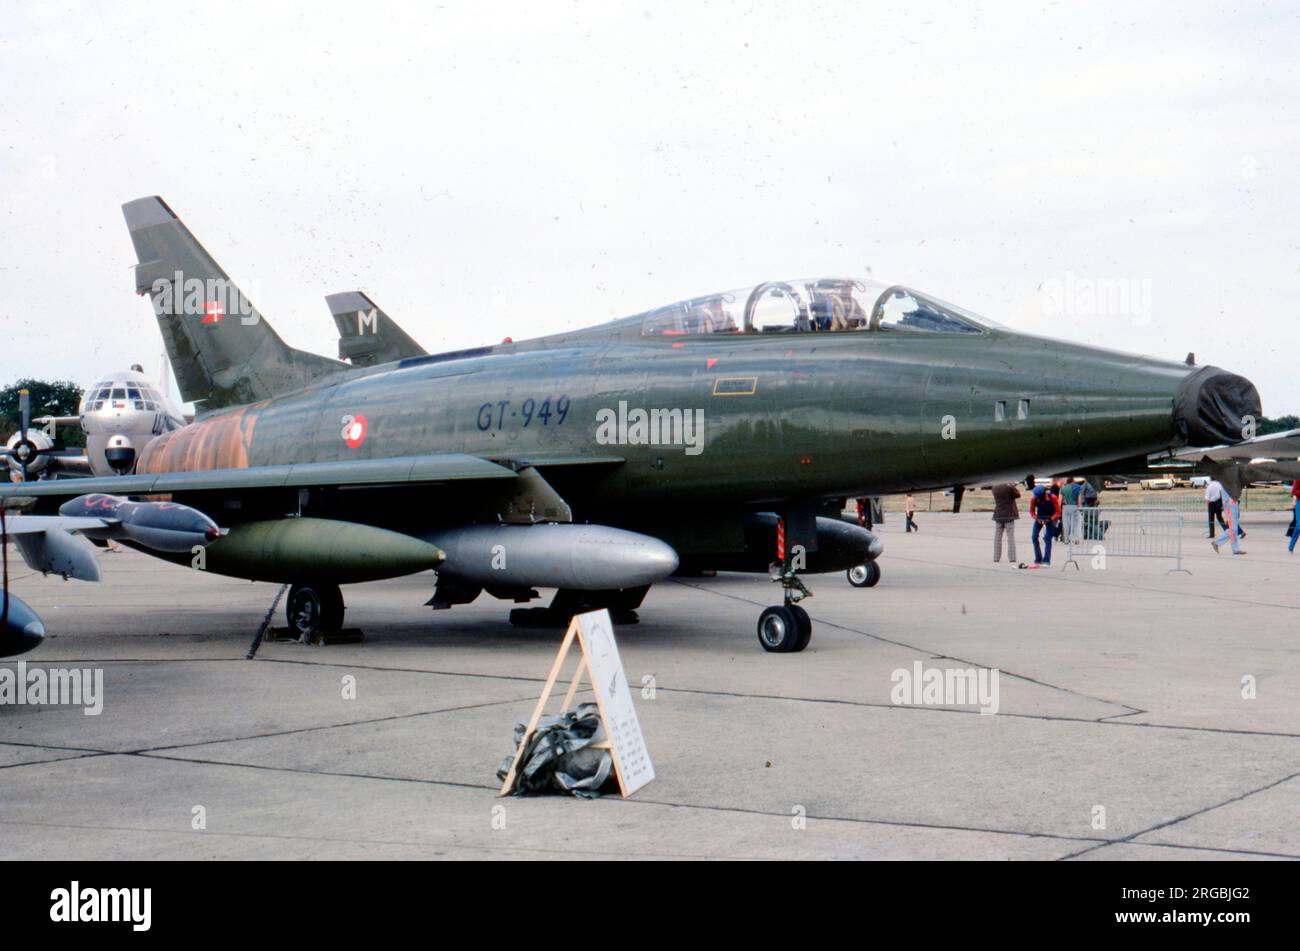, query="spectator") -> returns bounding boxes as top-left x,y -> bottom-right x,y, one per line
1078,479 -> 1099,507
1061,479 -> 1081,542
905,493 -> 918,533
1031,486 -> 1056,565
1289,480 -> 1300,554
991,482 -> 1021,564
1211,489 -> 1246,555
1062,478 -> 1080,507
1074,479 -> 1101,539
855,497 -> 873,530
1204,478 -> 1228,538
1050,483 -> 1064,540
